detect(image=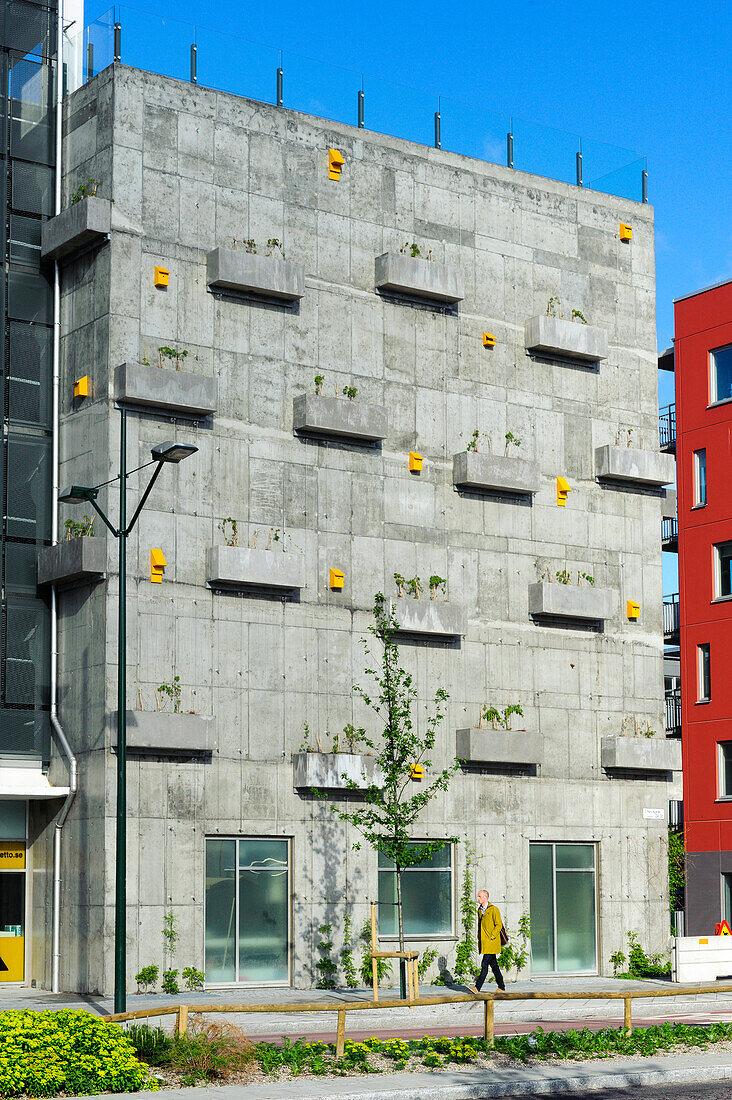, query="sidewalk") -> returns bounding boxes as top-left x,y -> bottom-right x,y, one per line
70,1048 -> 732,1099
3,975 -> 732,1035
